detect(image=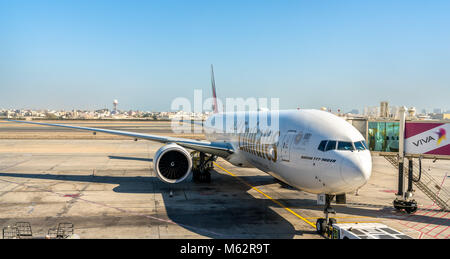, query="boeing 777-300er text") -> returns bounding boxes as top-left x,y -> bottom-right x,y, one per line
4,66 -> 372,235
